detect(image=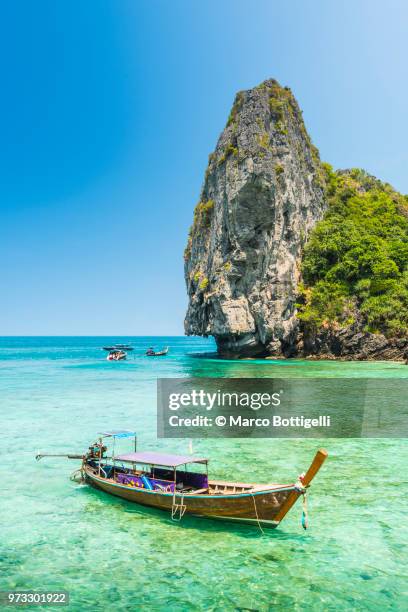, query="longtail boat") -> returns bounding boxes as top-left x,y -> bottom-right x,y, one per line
36,431 -> 328,530
146,347 -> 169,356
